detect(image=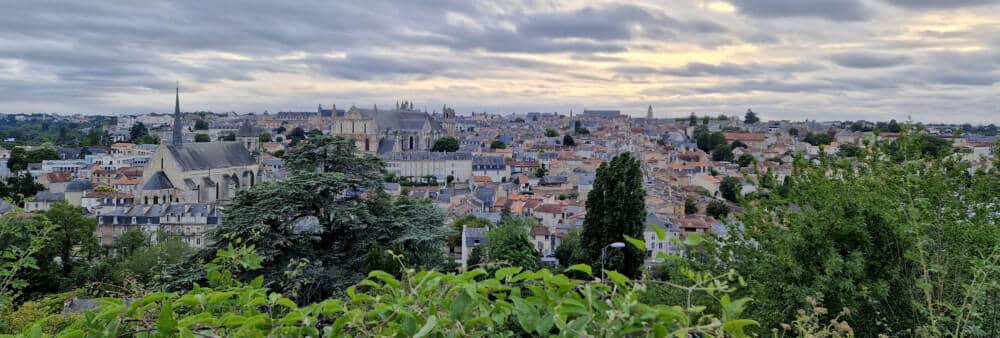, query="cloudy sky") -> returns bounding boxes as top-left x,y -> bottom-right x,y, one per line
1,0 -> 998,123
